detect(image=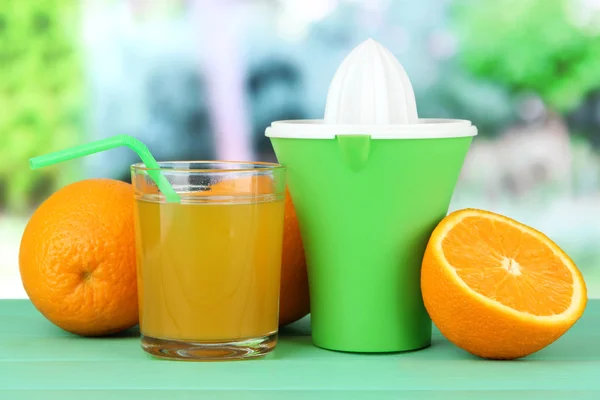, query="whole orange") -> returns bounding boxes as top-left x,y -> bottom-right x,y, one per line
19,178 -> 138,336
209,177 -> 310,326
278,188 -> 310,326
